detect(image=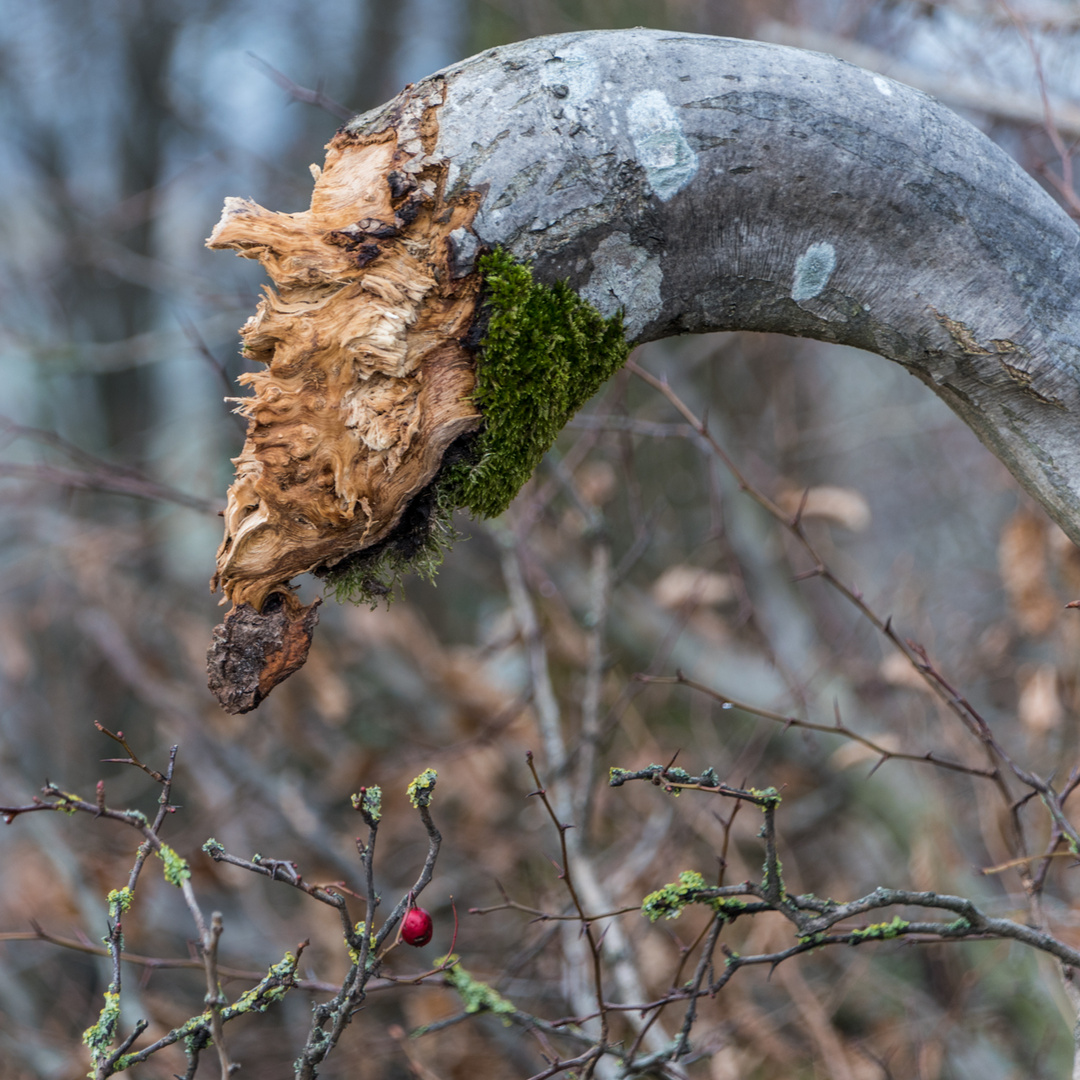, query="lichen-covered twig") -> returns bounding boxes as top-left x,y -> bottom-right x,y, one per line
612,763 -> 1080,970
3,748 -> 454,1077
294,771 -> 443,1078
